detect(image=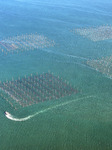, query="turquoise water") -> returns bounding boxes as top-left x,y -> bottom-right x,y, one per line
0,0 -> 112,149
